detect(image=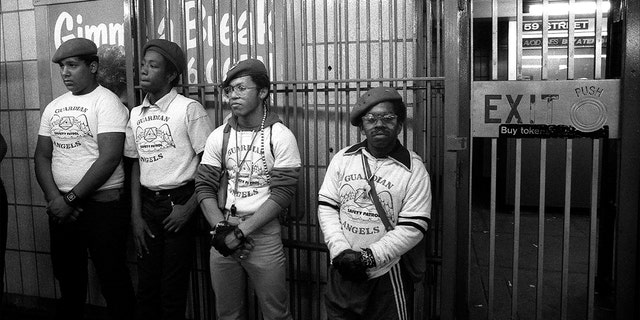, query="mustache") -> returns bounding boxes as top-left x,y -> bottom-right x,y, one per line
370,129 -> 391,135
